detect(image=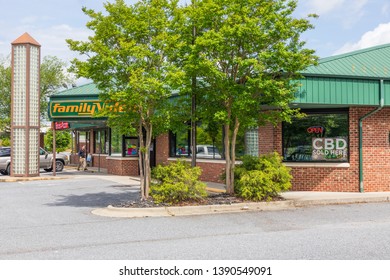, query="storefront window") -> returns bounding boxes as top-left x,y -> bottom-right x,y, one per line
94,129 -> 108,154
282,110 -> 349,162
169,122 -> 249,160
109,128 -> 139,157
110,128 -> 122,156
124,137 -> 138,157
196,122 -> 223,159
